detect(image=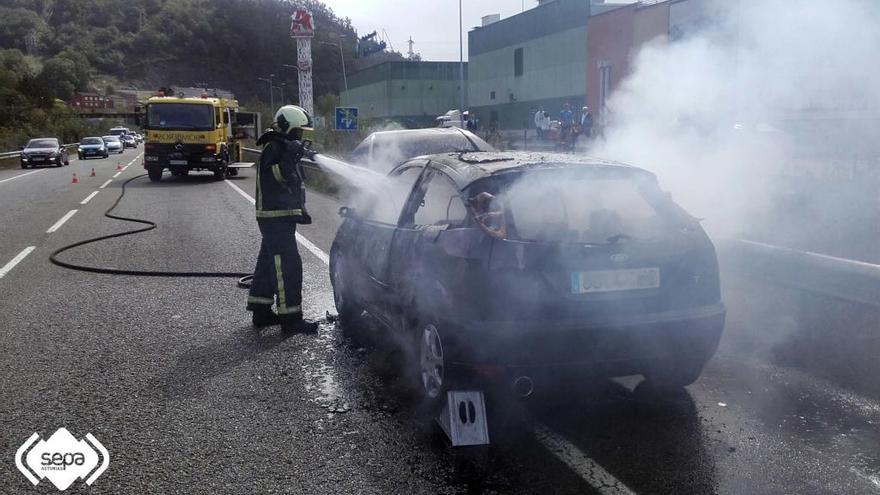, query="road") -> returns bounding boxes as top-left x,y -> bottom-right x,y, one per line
1,148 -> 878,494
